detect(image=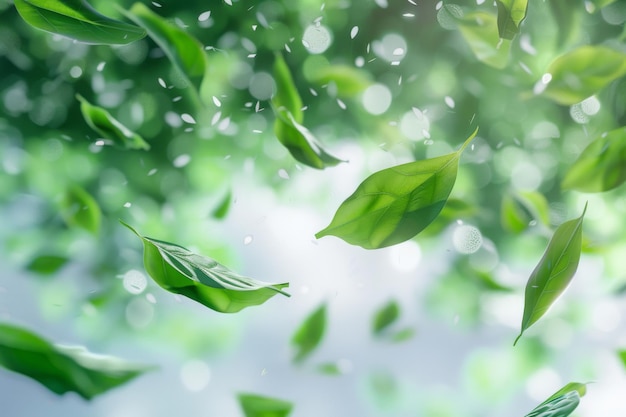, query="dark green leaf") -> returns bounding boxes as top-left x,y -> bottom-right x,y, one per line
60,185 -> 101,235
291,303 -> 326,363
238,393 -> 293,417
458,12 -> 511,69
496,0 -> 529,40
524,382 -> 586,417
372,300 -> 400,336
542,46 -> 626,105
211,190 -> 232,220
514,204 -> 587,345
121,221 -> 290,314
13,0 -> 145,45
501,190 -> 550,233
316,128 -> 478,249
0,322 -> 152,400
562,127 -> 626,193
77,94 -> 150,150
309,65 -> 372,97
26,255 -> 69,275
